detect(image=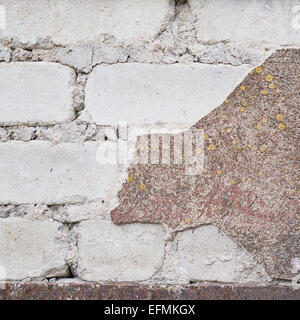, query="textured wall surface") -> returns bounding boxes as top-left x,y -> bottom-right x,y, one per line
0,0 -> 299,292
